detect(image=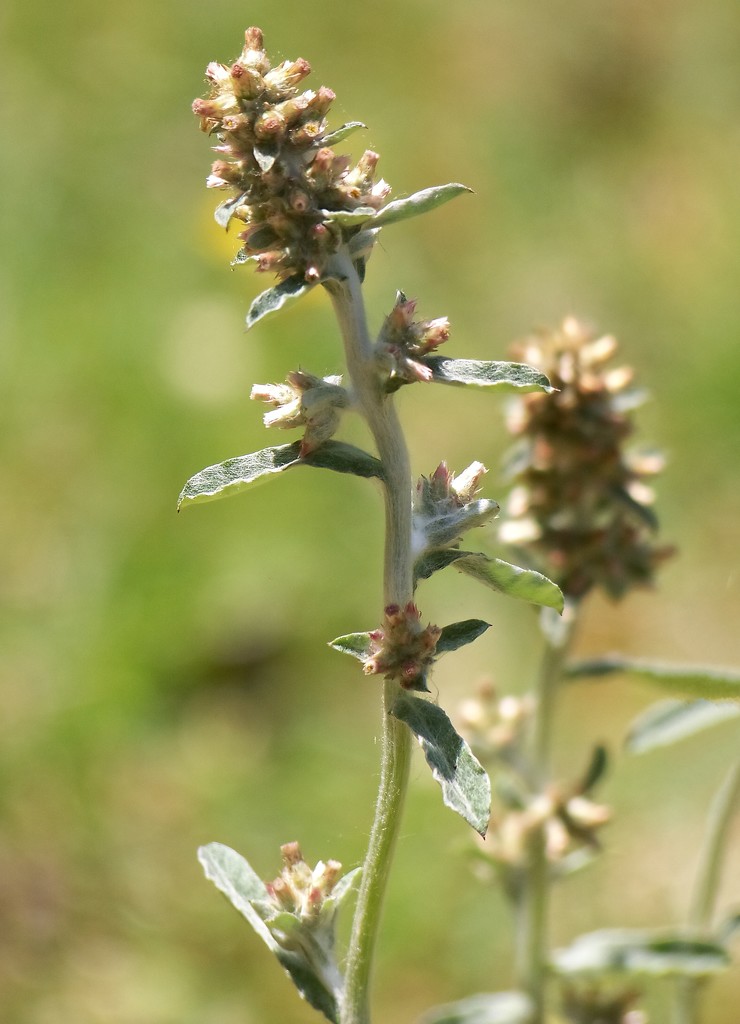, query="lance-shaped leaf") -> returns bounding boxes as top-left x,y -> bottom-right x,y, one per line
419,991 -> 535,1024
214,192 -> 246,229
371,183 -> 472,229
436,619 -> 491,655
178,440 -> 383,511
198,843 -> 339,1022
414,548 -> 468,585
246,274 -> 314,329
321,121 -> 367,146
417,499 -> 500,551
565,657 -> 740,701
455,553 -> 564,613
391,692 -> 491,835
424,357 -> 553,394
625,699 -> 740,755
320,207 -> 376,227
552,929 -> 730,979
328,632 -> 372,661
